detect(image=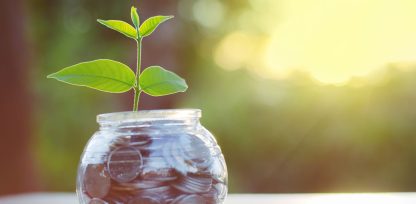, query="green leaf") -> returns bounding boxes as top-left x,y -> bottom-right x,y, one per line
139,16 -> 174,37
139,66 -> 187,96
131,6 -> 140,30
47,59 -> 136,93
97,19 -> 137,39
